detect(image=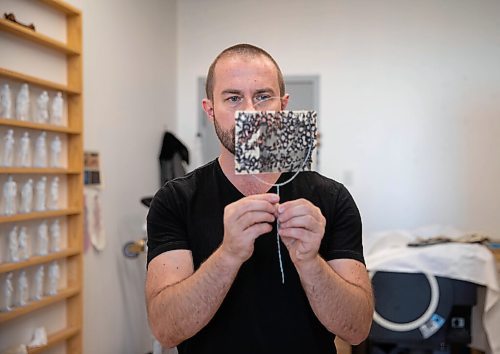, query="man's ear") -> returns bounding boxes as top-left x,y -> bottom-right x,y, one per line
281,94 -> 290,110
202,98 -> 214,122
